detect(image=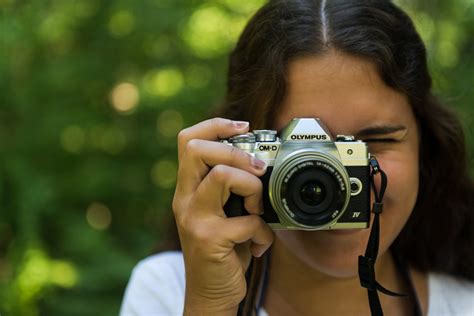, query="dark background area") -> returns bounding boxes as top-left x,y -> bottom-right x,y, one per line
0,0 -> 472,315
